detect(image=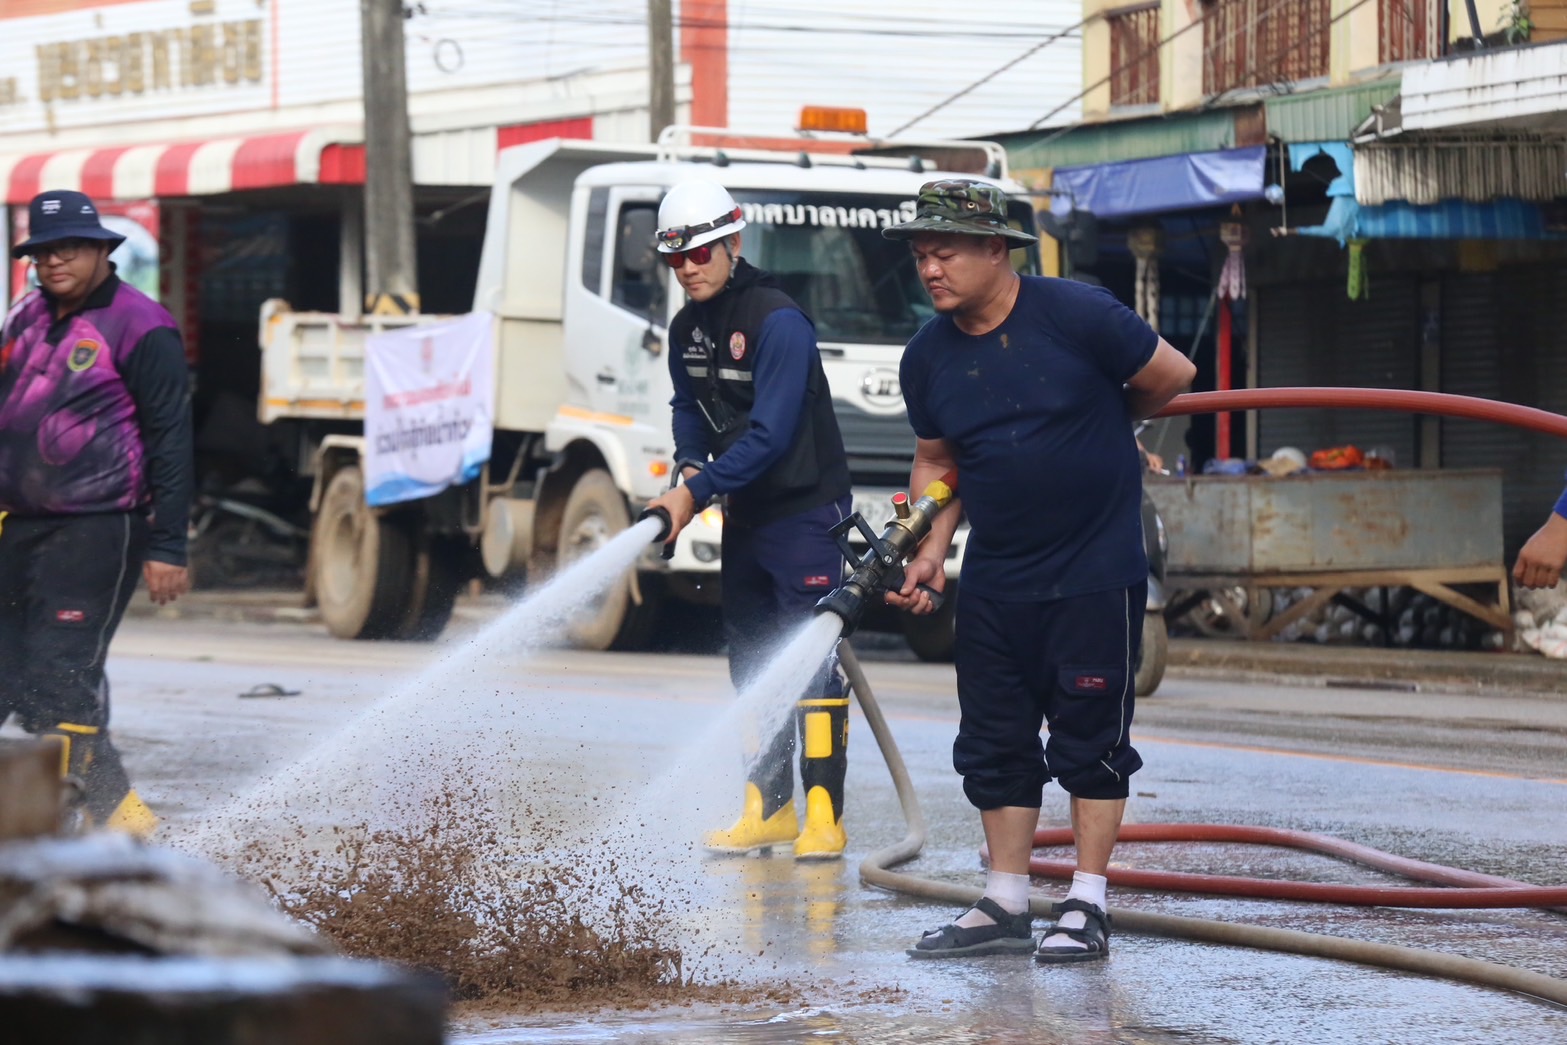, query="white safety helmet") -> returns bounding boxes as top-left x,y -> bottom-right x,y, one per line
655,180 -> 746,253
